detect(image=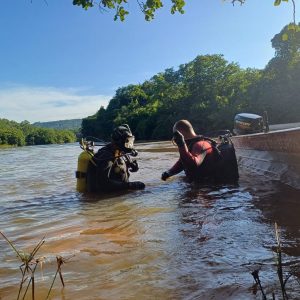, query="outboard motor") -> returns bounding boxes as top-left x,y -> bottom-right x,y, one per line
233,113 -> 264,135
